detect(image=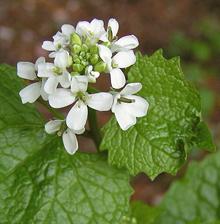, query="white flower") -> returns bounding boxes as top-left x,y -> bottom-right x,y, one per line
37,50 -> 71,94
42,24 -> 75,57
85,65 -> 100,83
99,45 -> 136,89
100,18 -> 139,53
45,120 -> 84,154
112,83 -> 149,130
48,76 -> 113,131
76,19 -> 106,44
17,57 -> 48,103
